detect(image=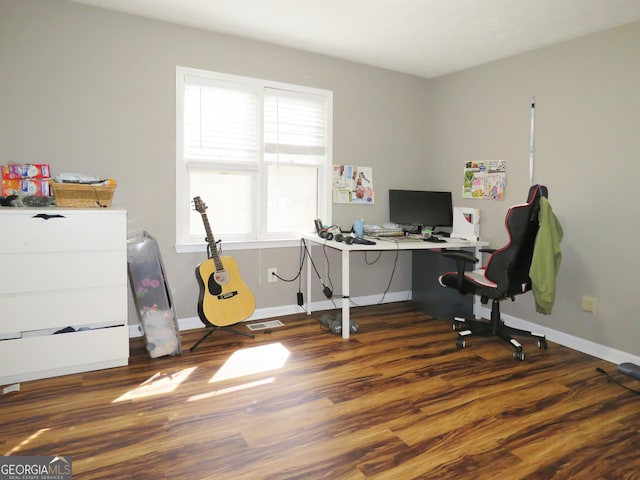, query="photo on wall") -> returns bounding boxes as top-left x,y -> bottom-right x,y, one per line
332,165 -> 374,204
462,160 -> 506,200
